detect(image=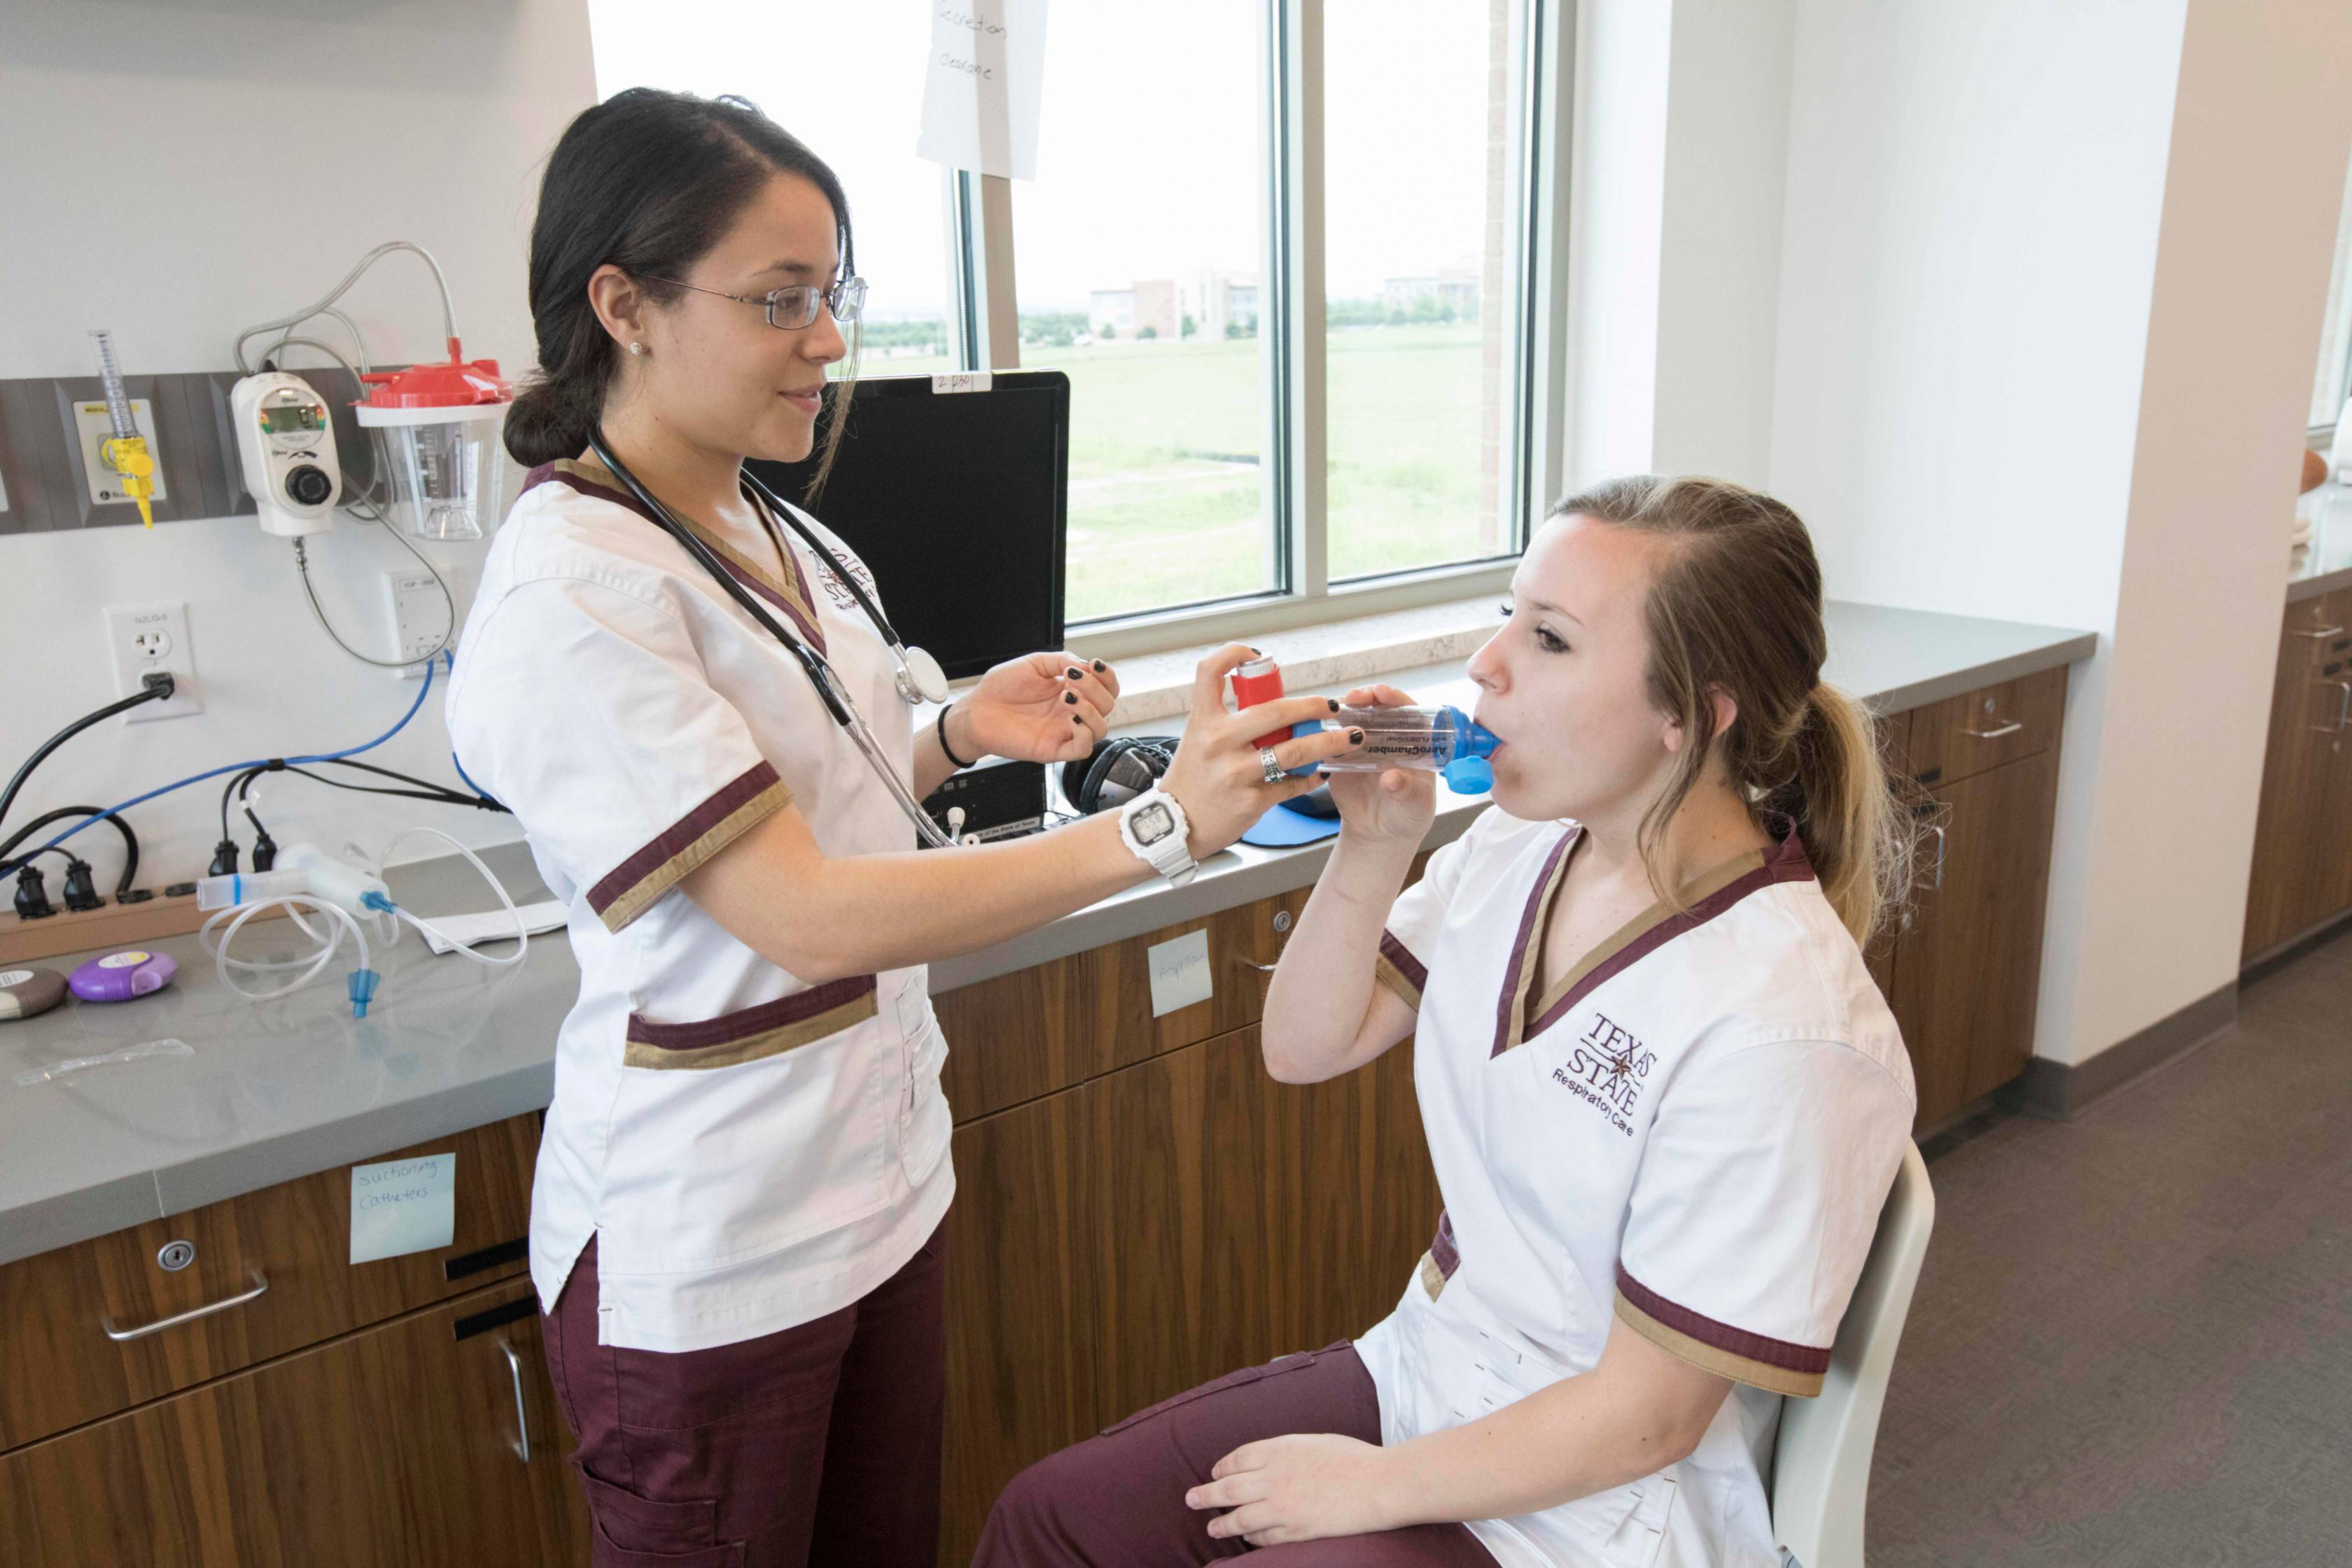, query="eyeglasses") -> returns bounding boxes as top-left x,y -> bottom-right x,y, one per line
645,274 -> 867,330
